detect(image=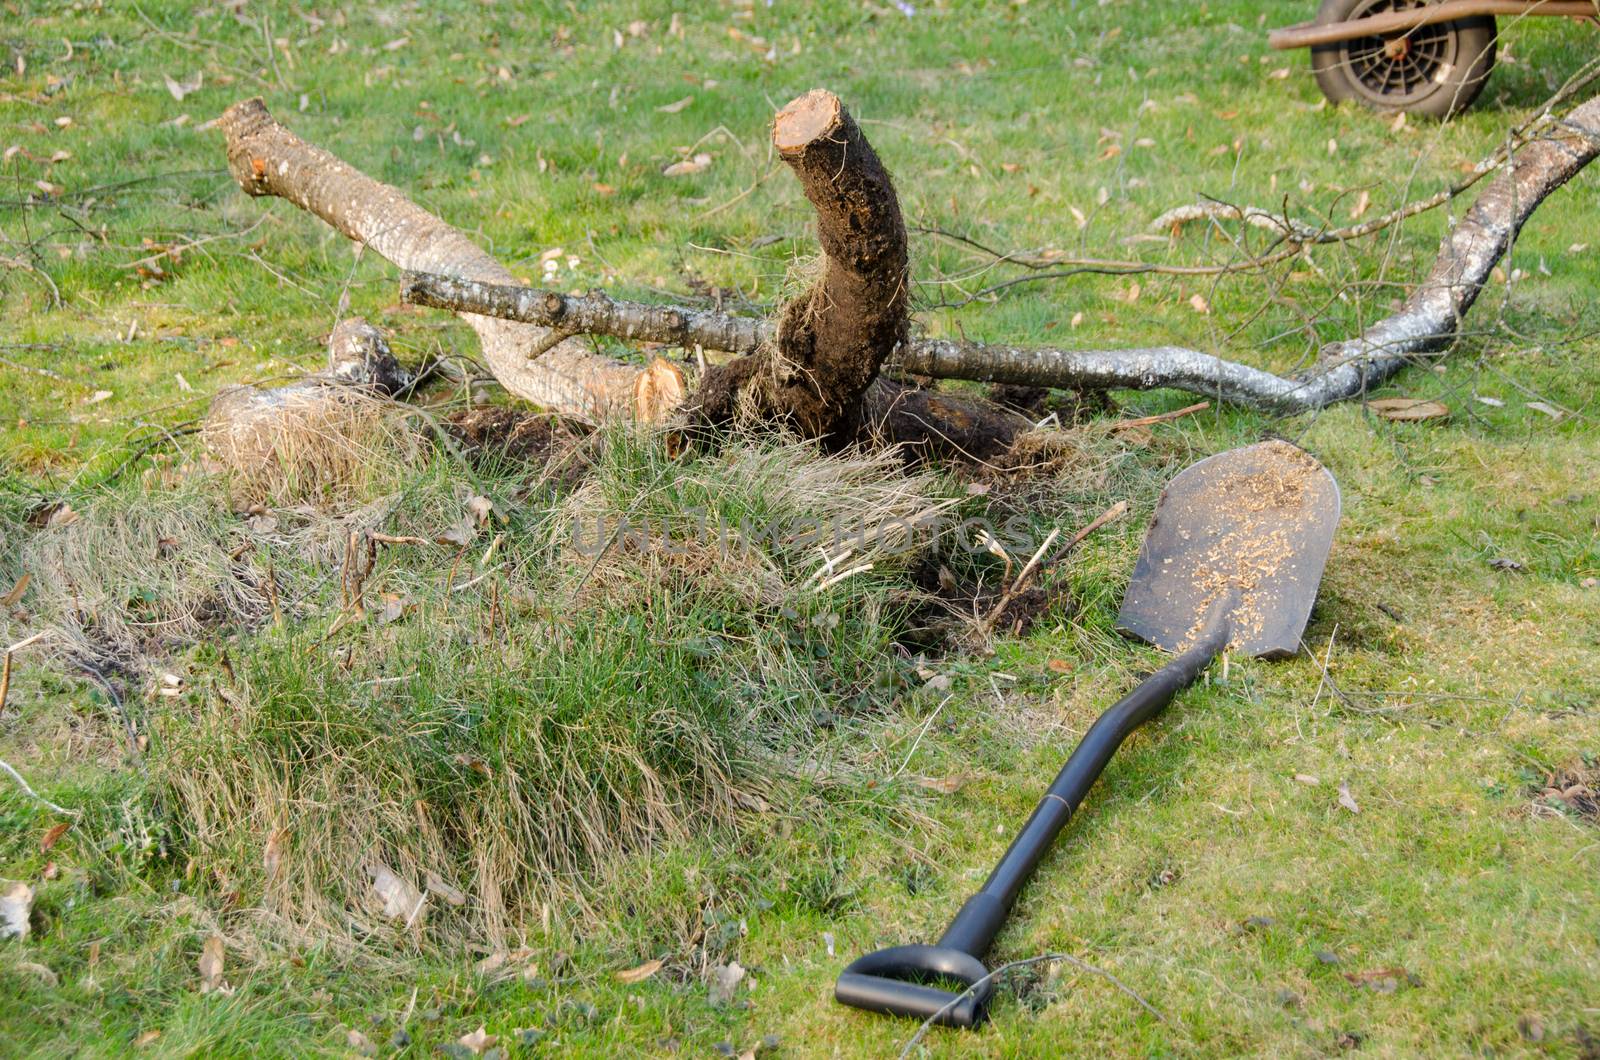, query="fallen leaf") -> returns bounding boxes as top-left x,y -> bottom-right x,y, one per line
709,961 -> 745,1006
1488,557 -> 1526,572
616,958 -> 663,984
0,881 -> 33,939
1367,397 -> 1449,422
1046,659 -> 1073,674
163,72 -> 203,102
1,573 -> 29,607
657,95 -> 694,114
662,152 -> 712,177
1349,189 -> 1370,220
1268,66 -> 1291,80
263,829 -> 285,880
383,36 -> 410,51
1294,773 -> 1320,786
85,390 -> 113,405
911,775 -> 966,794
1188,293 -> 1211,315
425,870 -> 467,906
41,822 -> 70,851
379,594 -> 406,624
436,518 -> 476,547
1337,781 -> 1360,814
1525,401 -> 1564,420
346,1028 -> 378,1058
457,1026 -> 496,1055
733,790 -> 771,812
466,495 -> 494,526
134,1030 -> 161,1048
367,862 -> 424,922
1475,395 -> 1504,407
197,934 -> 229,994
